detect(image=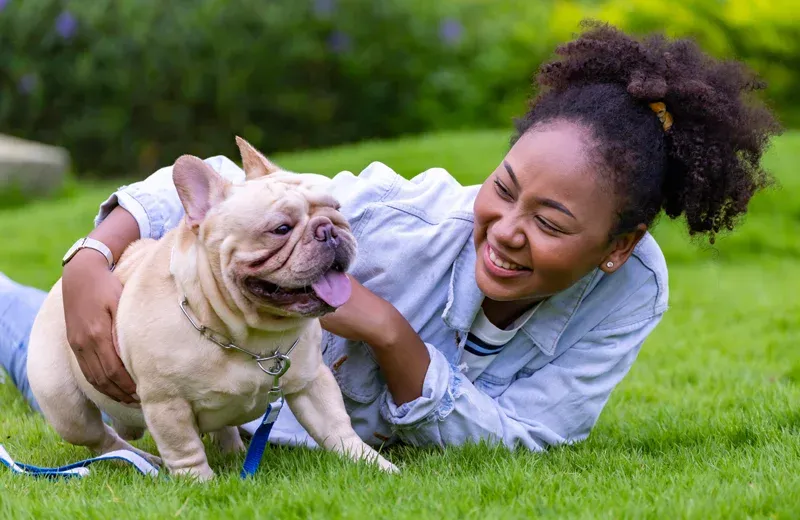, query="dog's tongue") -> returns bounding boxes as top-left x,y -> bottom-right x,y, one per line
311,270 -> 352,308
